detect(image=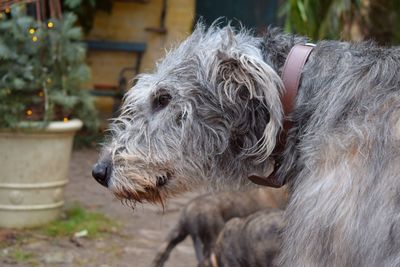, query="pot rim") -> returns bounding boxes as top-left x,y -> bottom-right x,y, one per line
1,119 -> 83,133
